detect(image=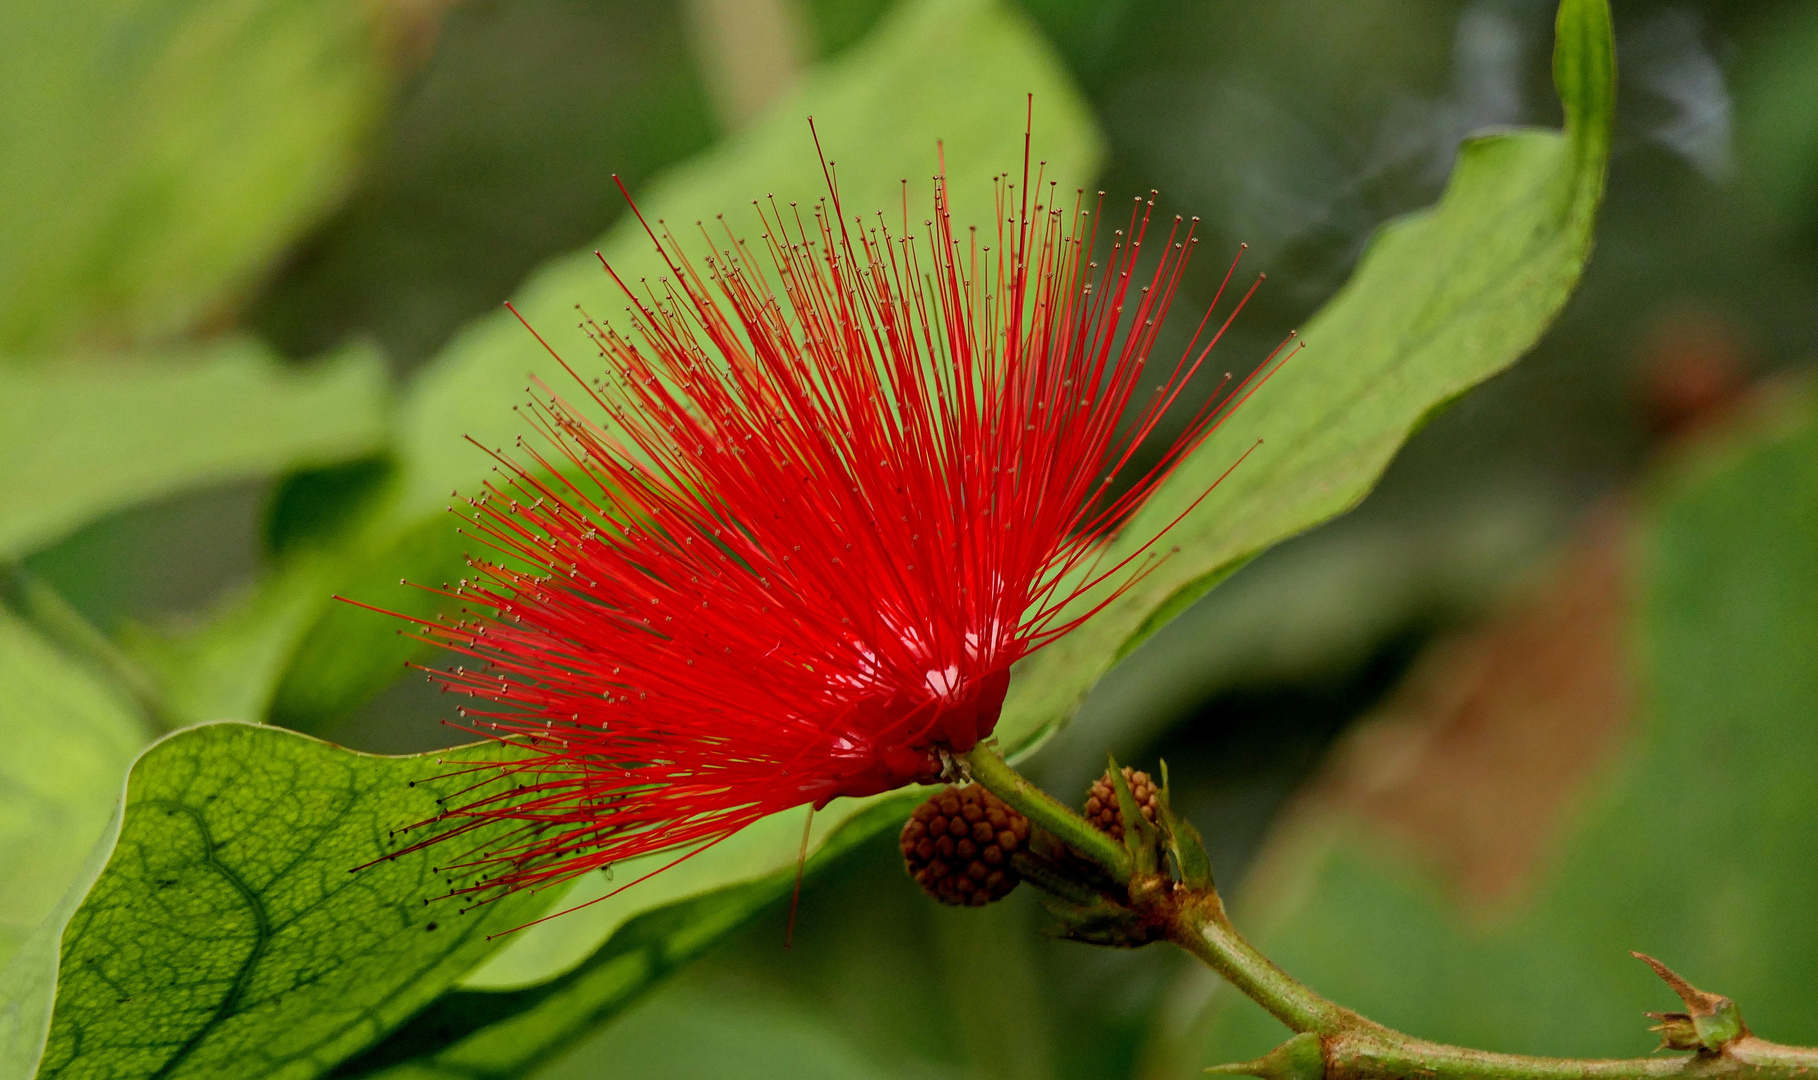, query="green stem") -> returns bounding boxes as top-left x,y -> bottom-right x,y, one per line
1318,1030 -> 1818,1080
968,746 -> 1818,1080
1168,878 -> 1818,1080
965,743 -> 1130,879
1166,891 -> 1358,1036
